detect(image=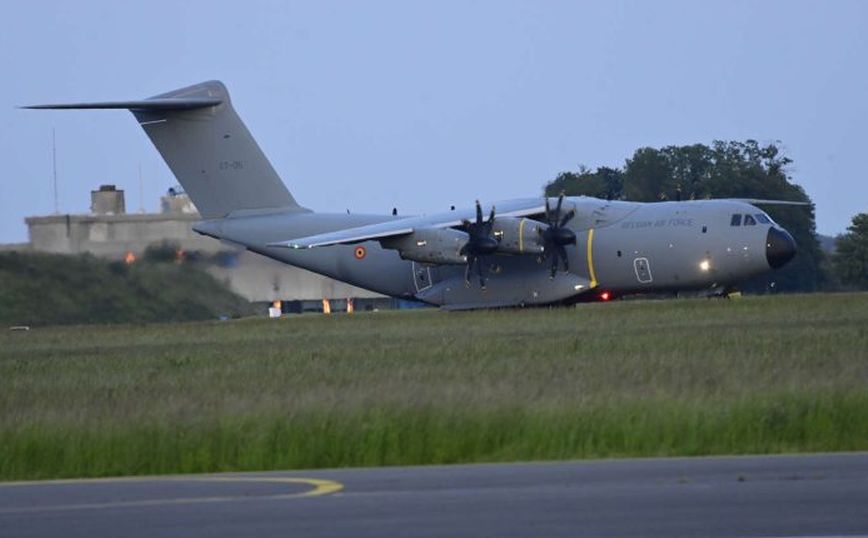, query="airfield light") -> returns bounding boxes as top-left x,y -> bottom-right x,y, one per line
699,259 -> 711,272
268,300 -> 282,319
